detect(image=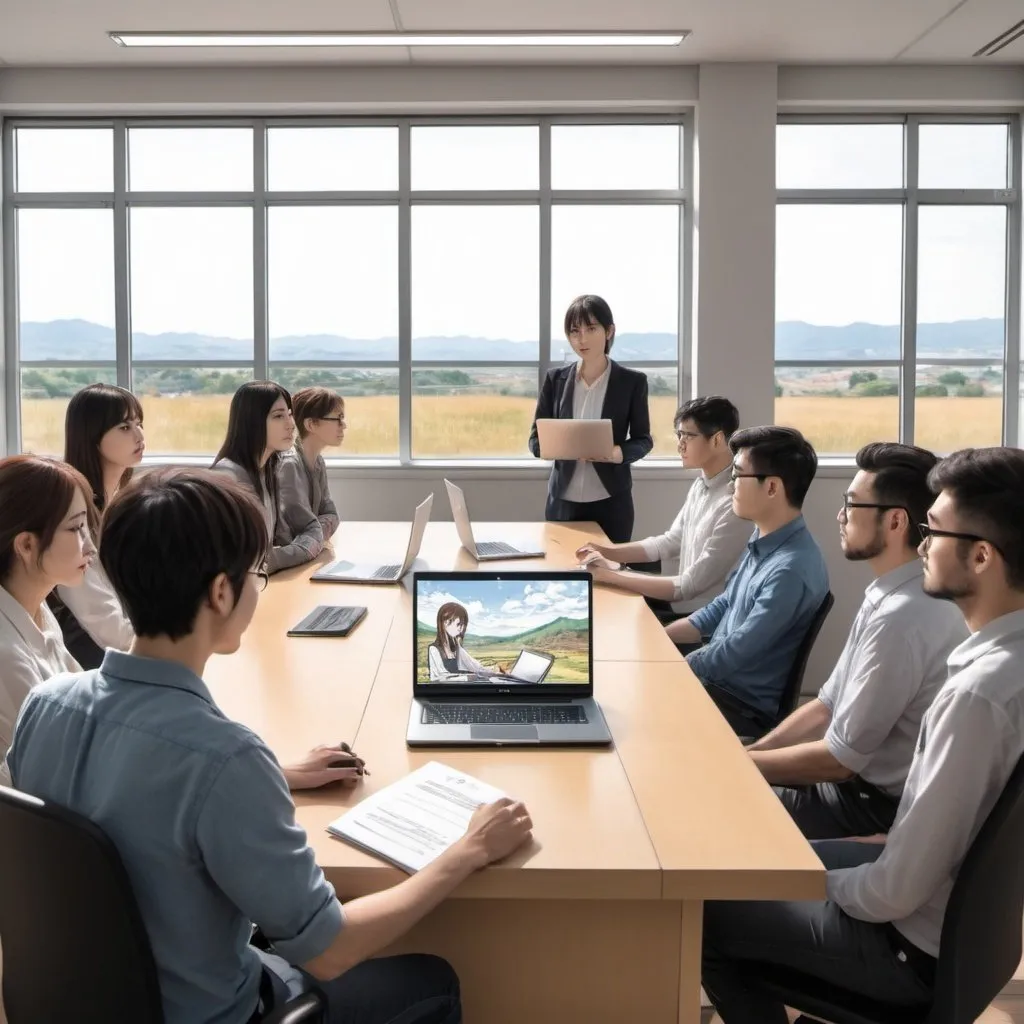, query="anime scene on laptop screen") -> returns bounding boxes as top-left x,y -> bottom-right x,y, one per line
416,578 -> 590,685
